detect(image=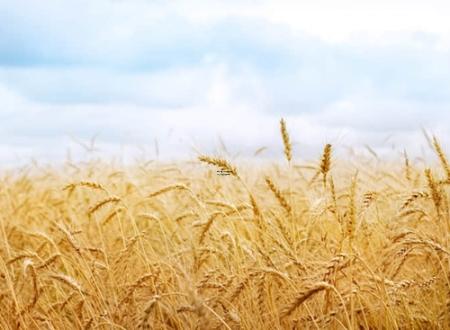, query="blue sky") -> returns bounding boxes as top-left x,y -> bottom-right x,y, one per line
1,0 -> 449,164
